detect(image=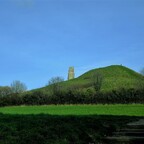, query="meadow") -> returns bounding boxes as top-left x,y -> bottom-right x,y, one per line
0,104 -> 143,143
0,104 -> 144,116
